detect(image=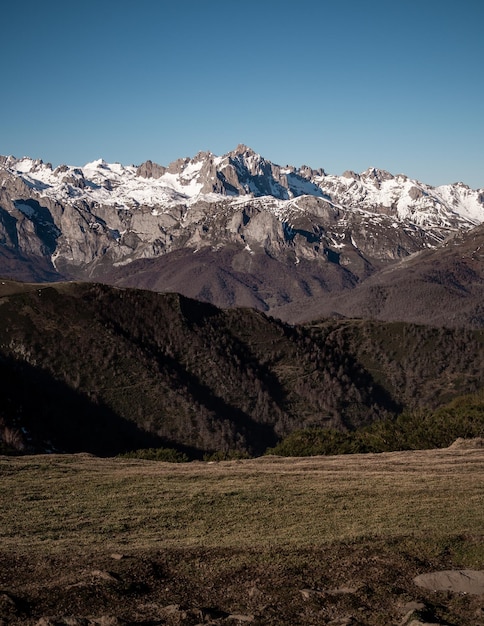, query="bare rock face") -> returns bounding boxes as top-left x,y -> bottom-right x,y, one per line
166,156 -> 190,175
408,185 -> 426,200
0,146 -> 483,319
136,160 -> 166,179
